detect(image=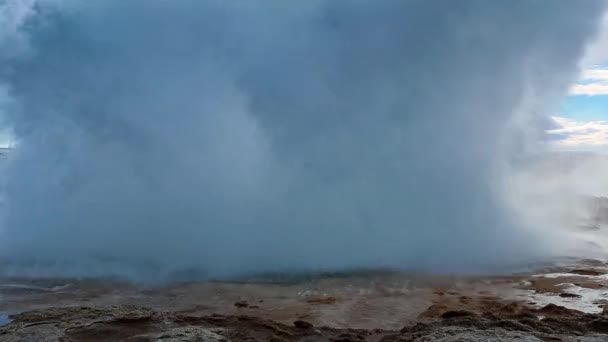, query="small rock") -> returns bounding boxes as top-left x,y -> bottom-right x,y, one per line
305,296 -> 337,305
569,269 -> 604,276
440,310 -> 477,319
559,293 -> 582,298
538,303 -> 583,316
293,319 -> 314,329
234,301 -> 249,308
331,332 -> 366,341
